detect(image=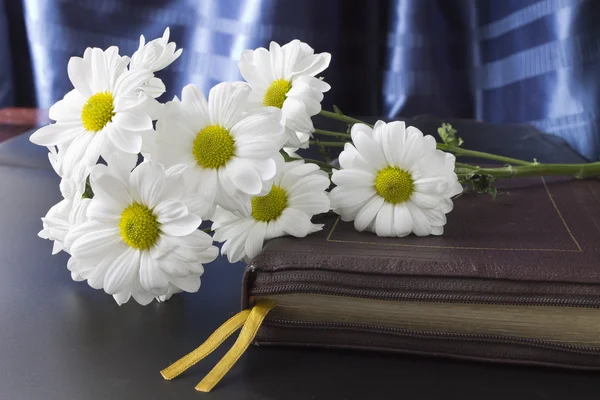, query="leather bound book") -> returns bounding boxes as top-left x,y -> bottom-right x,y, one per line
243,118 -> 600,369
